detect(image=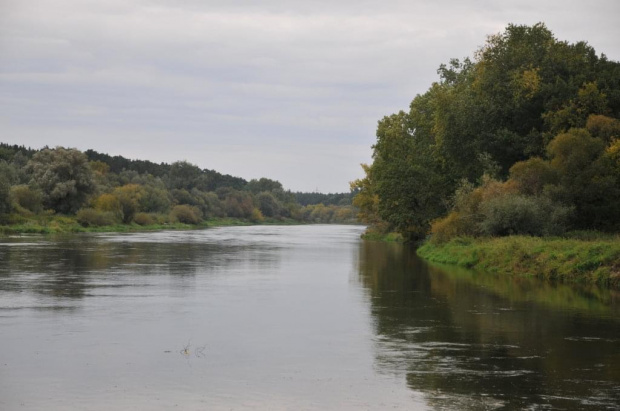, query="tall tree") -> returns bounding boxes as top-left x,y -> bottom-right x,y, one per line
355,23 -> 620,238
26,147 -> 95,214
